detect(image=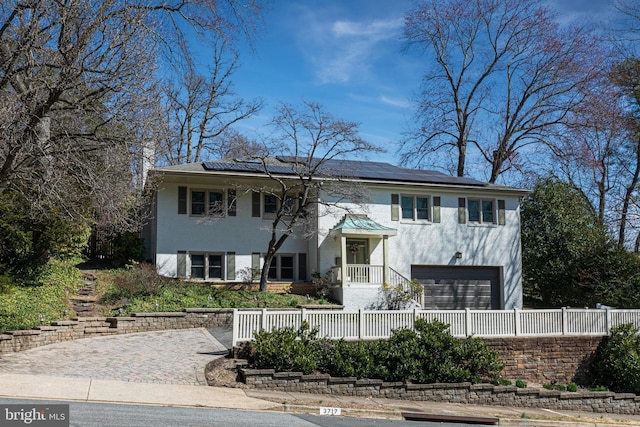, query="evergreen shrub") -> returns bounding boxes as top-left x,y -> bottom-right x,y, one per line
249,318 -> 504,384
